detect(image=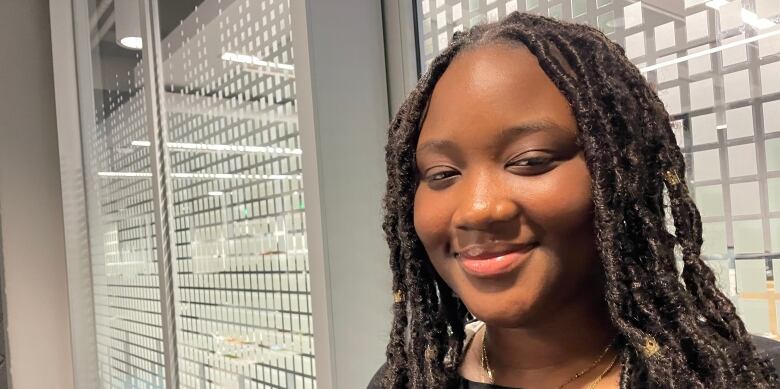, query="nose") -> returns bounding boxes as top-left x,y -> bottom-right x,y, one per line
451,171 -> 521,231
